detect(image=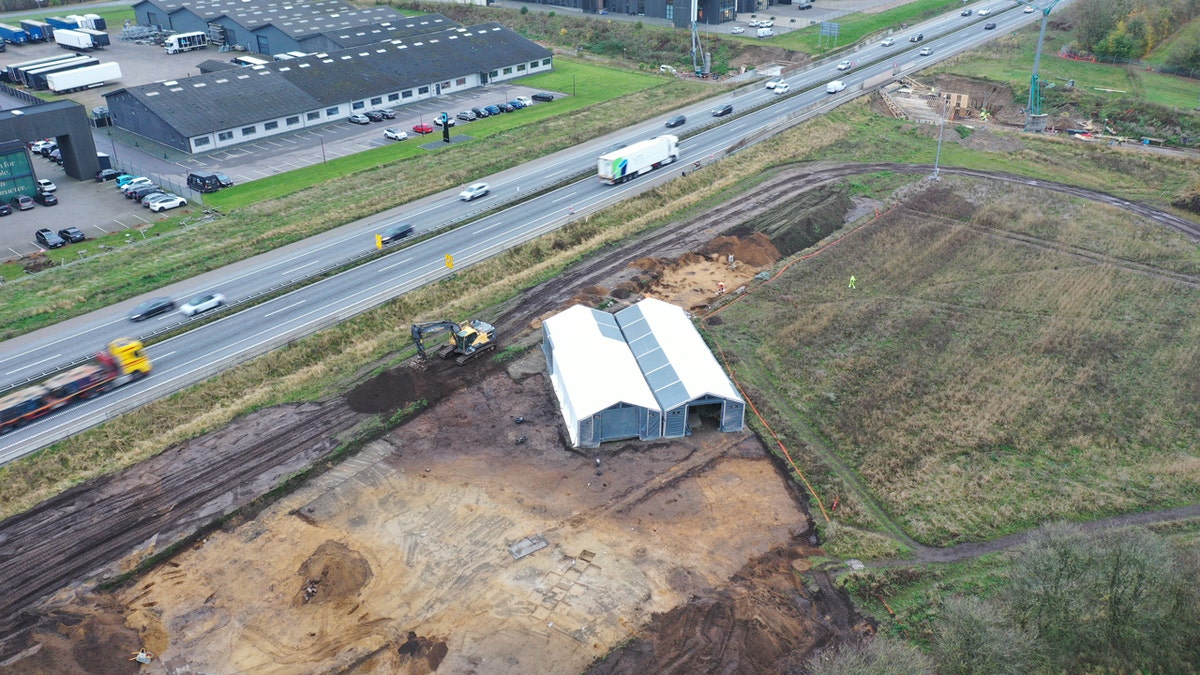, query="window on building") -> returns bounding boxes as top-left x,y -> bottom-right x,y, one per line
286,116 -> 300,125
402,90 -> 413,98
370,97 -> 382,105
543,58 -> 551,66
326,107 -> 339,116
352,101 -> 365,110
456,77 -> 466,86
264,121 -> 279,130
490,70 -> 498,78
307,111 -> 320,121
218,131 -> 233,141
388,93 -> 399,101
417,86 -> 428,95
242,126 -> 256,135
517,64 -> 526,72
503,67 -> 512,75
665,0 -> 673,19
193,137 -> 211,147
530,61 -> 538,69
